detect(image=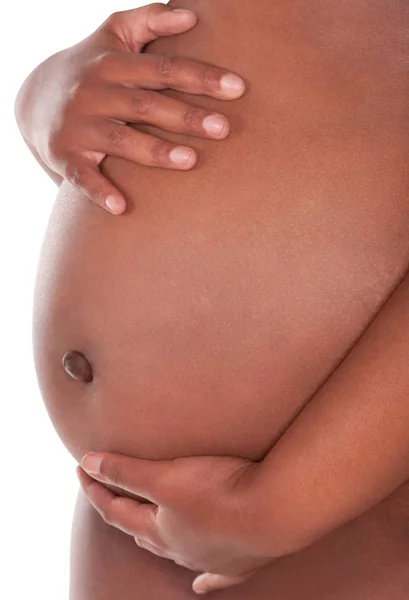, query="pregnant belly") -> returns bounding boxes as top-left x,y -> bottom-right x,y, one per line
32,0 -> 409,466
32,2 -> 409,597
36,176 -> 409,600
32,162 -> 409,465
